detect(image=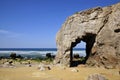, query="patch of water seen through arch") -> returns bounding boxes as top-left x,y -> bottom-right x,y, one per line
71,41 -> 87,67
73,41 -> 86,57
